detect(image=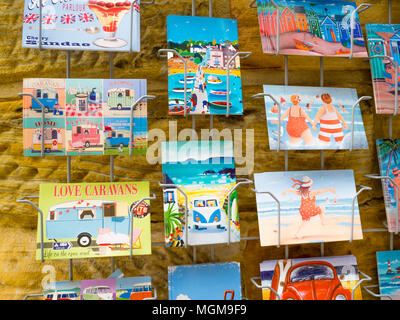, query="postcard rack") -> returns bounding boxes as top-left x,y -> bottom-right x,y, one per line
17,0 -> 162,298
